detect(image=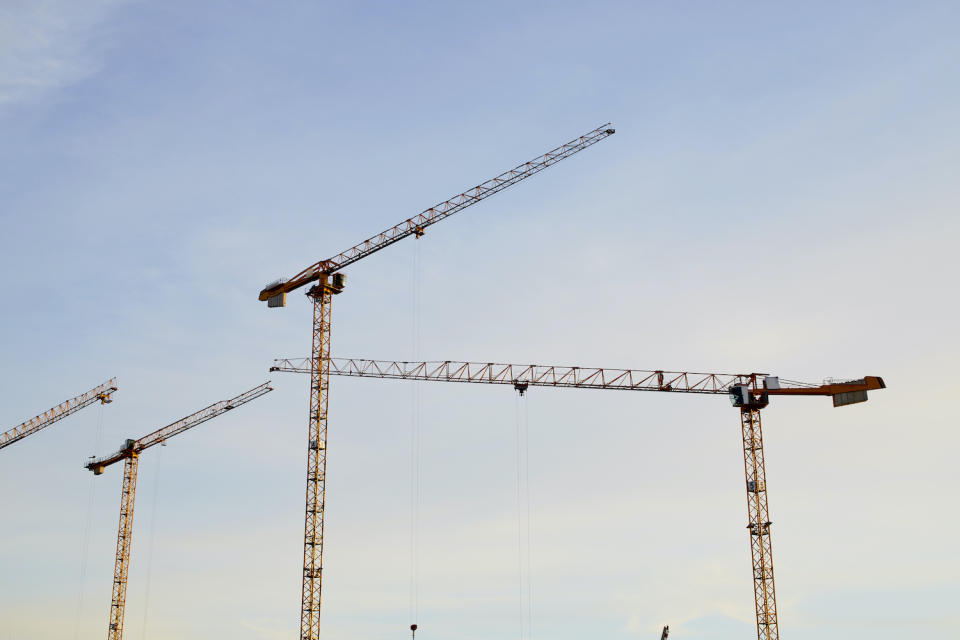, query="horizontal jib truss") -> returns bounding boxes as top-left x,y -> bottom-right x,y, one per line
272,358 -> 765,394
